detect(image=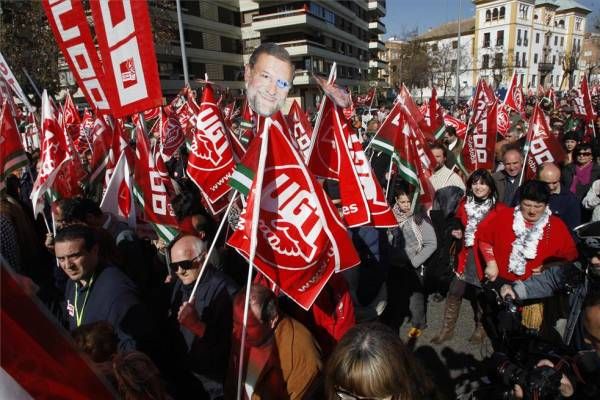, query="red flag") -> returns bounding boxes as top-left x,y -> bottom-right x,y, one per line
88,0 -> 162,117
537,84 -> 546,98
581,77 -> 598,123
30,91 -> 71,216
0,101 -> 28,193
497,104 -> 510,137
238,97 -> 255,146
142,106 -> 161,121
159,109 -> 185,159
1,264 -> 115,399
285,99 -> 313,162
105,120 -> 131,187
75,108 -> 94,153
548,88 -> 559,111
397,84 -> 436,140
62,91 -> 80,126
133,120 -> 179,242
354,87 -> 375,107
186,84 -> 235,209
443,115 -> 467,140
460,80 -> 497,172
227,118 -> 360,310
503,71 -> 525,115
88,116 -> 114,186
42,0 -> 111,113
100,149 -> 136,228
523,104 -> 566,179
